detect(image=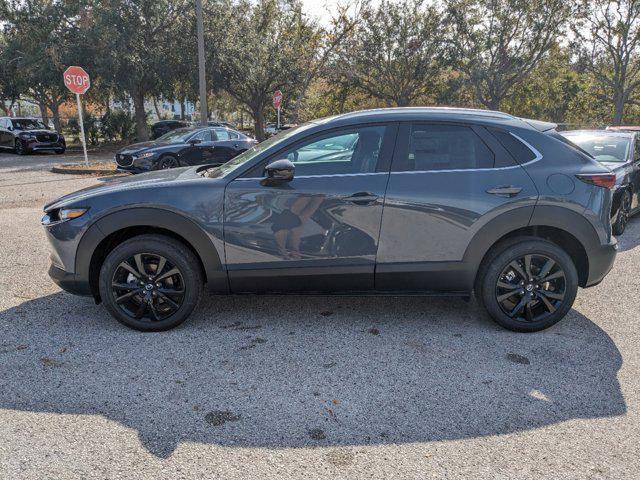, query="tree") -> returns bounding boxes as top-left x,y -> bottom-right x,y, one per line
572,0 -> 640,124
0,0 -> 89,129
91,0 -> 190,140
335,0 -> 450,107
207,0 -> 319,140
448,0 -> 572,110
